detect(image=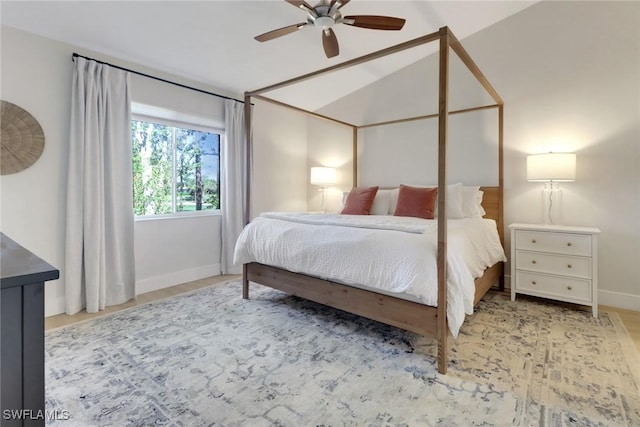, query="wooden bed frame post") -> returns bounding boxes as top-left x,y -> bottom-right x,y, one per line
353,127 -> 358,187
243,92 -> 252,299
436,27 -> 450,375
243,92 -> 252,227
498,104 -> 505,291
